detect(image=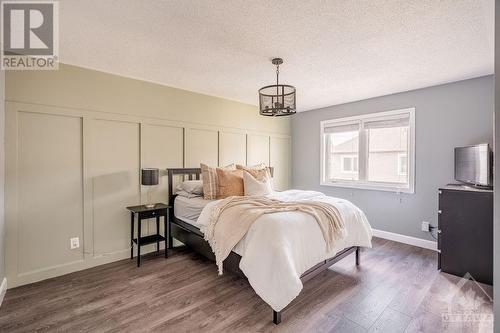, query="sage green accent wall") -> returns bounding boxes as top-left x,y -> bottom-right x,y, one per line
6,64 -> 290,135
5,63 -> 291,287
